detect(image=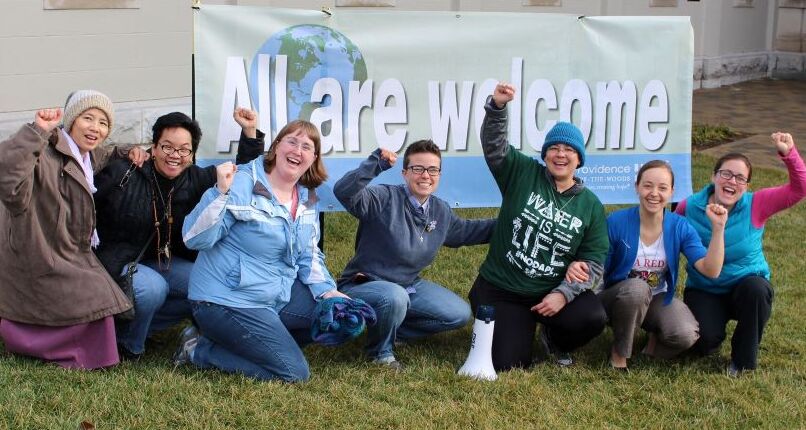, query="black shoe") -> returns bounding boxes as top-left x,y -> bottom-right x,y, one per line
117,345 -> 143,362
539,325 -> 574,367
